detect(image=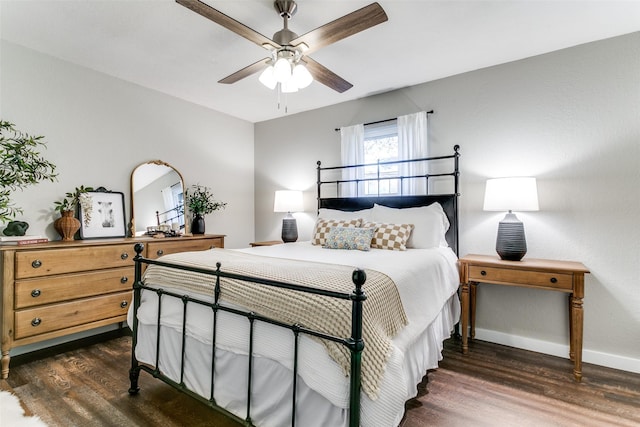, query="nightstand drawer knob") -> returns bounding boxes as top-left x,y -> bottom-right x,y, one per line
121,276 -> 128,284
32,259 -> 42,268
121,252 -> 129,260
550,277 -> 558,284
156,249 -> 164,256
31,317 -> 42,327
120,300 -> 129,309
480,270 -> 487,276
31,289 -> 41,298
